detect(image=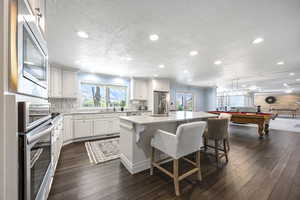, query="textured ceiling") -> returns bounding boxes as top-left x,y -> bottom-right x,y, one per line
46,0 -> 300,92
